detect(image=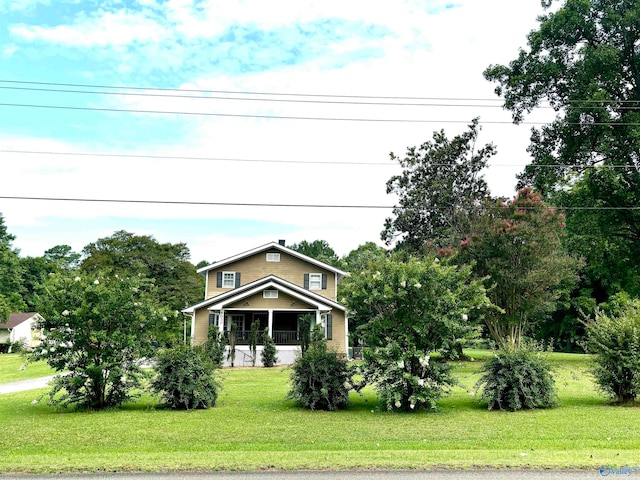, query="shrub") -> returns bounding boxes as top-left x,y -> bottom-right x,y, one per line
584,302 -> 640,403
363,342 -> 455,411
261,328 -> 278,367
203,328 -> 226,368
249,319 -> 260,367
287,324 -> 350,410
151,346 -> 220,410
475,348 -> 556,411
